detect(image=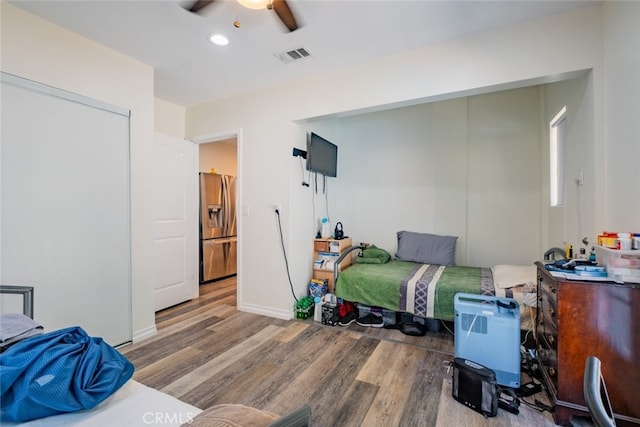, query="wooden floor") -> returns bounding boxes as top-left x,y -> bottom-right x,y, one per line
120,277 -> 555,426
